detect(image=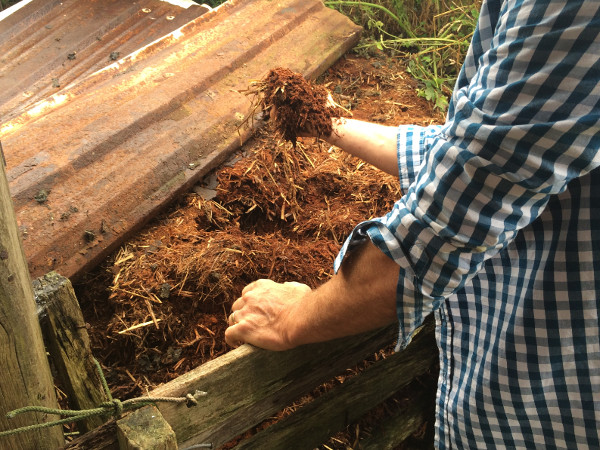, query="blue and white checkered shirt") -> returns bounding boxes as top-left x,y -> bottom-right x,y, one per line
335,1 -> 600,447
